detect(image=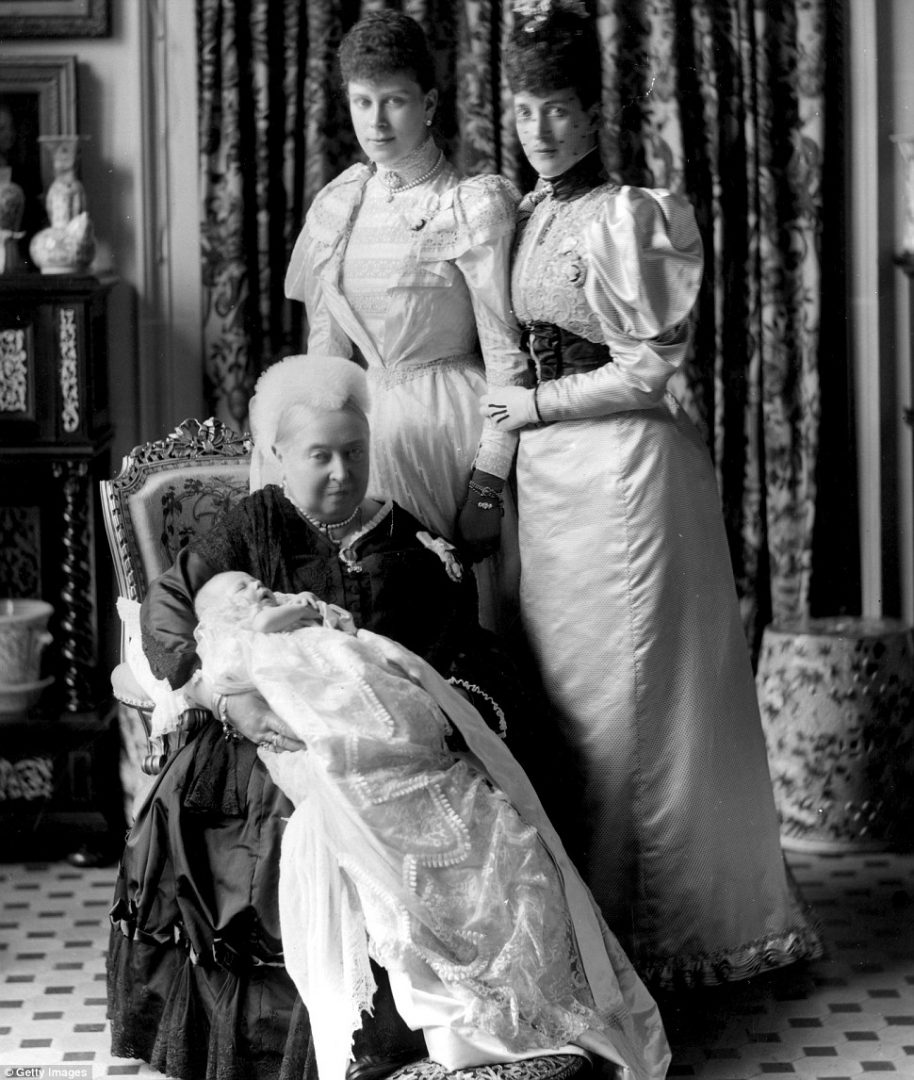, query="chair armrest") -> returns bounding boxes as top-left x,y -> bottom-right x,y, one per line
112,660 -> 155,711
111,660 -> 212,775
